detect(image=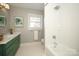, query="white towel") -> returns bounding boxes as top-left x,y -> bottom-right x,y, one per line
33,31 -> 38,40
